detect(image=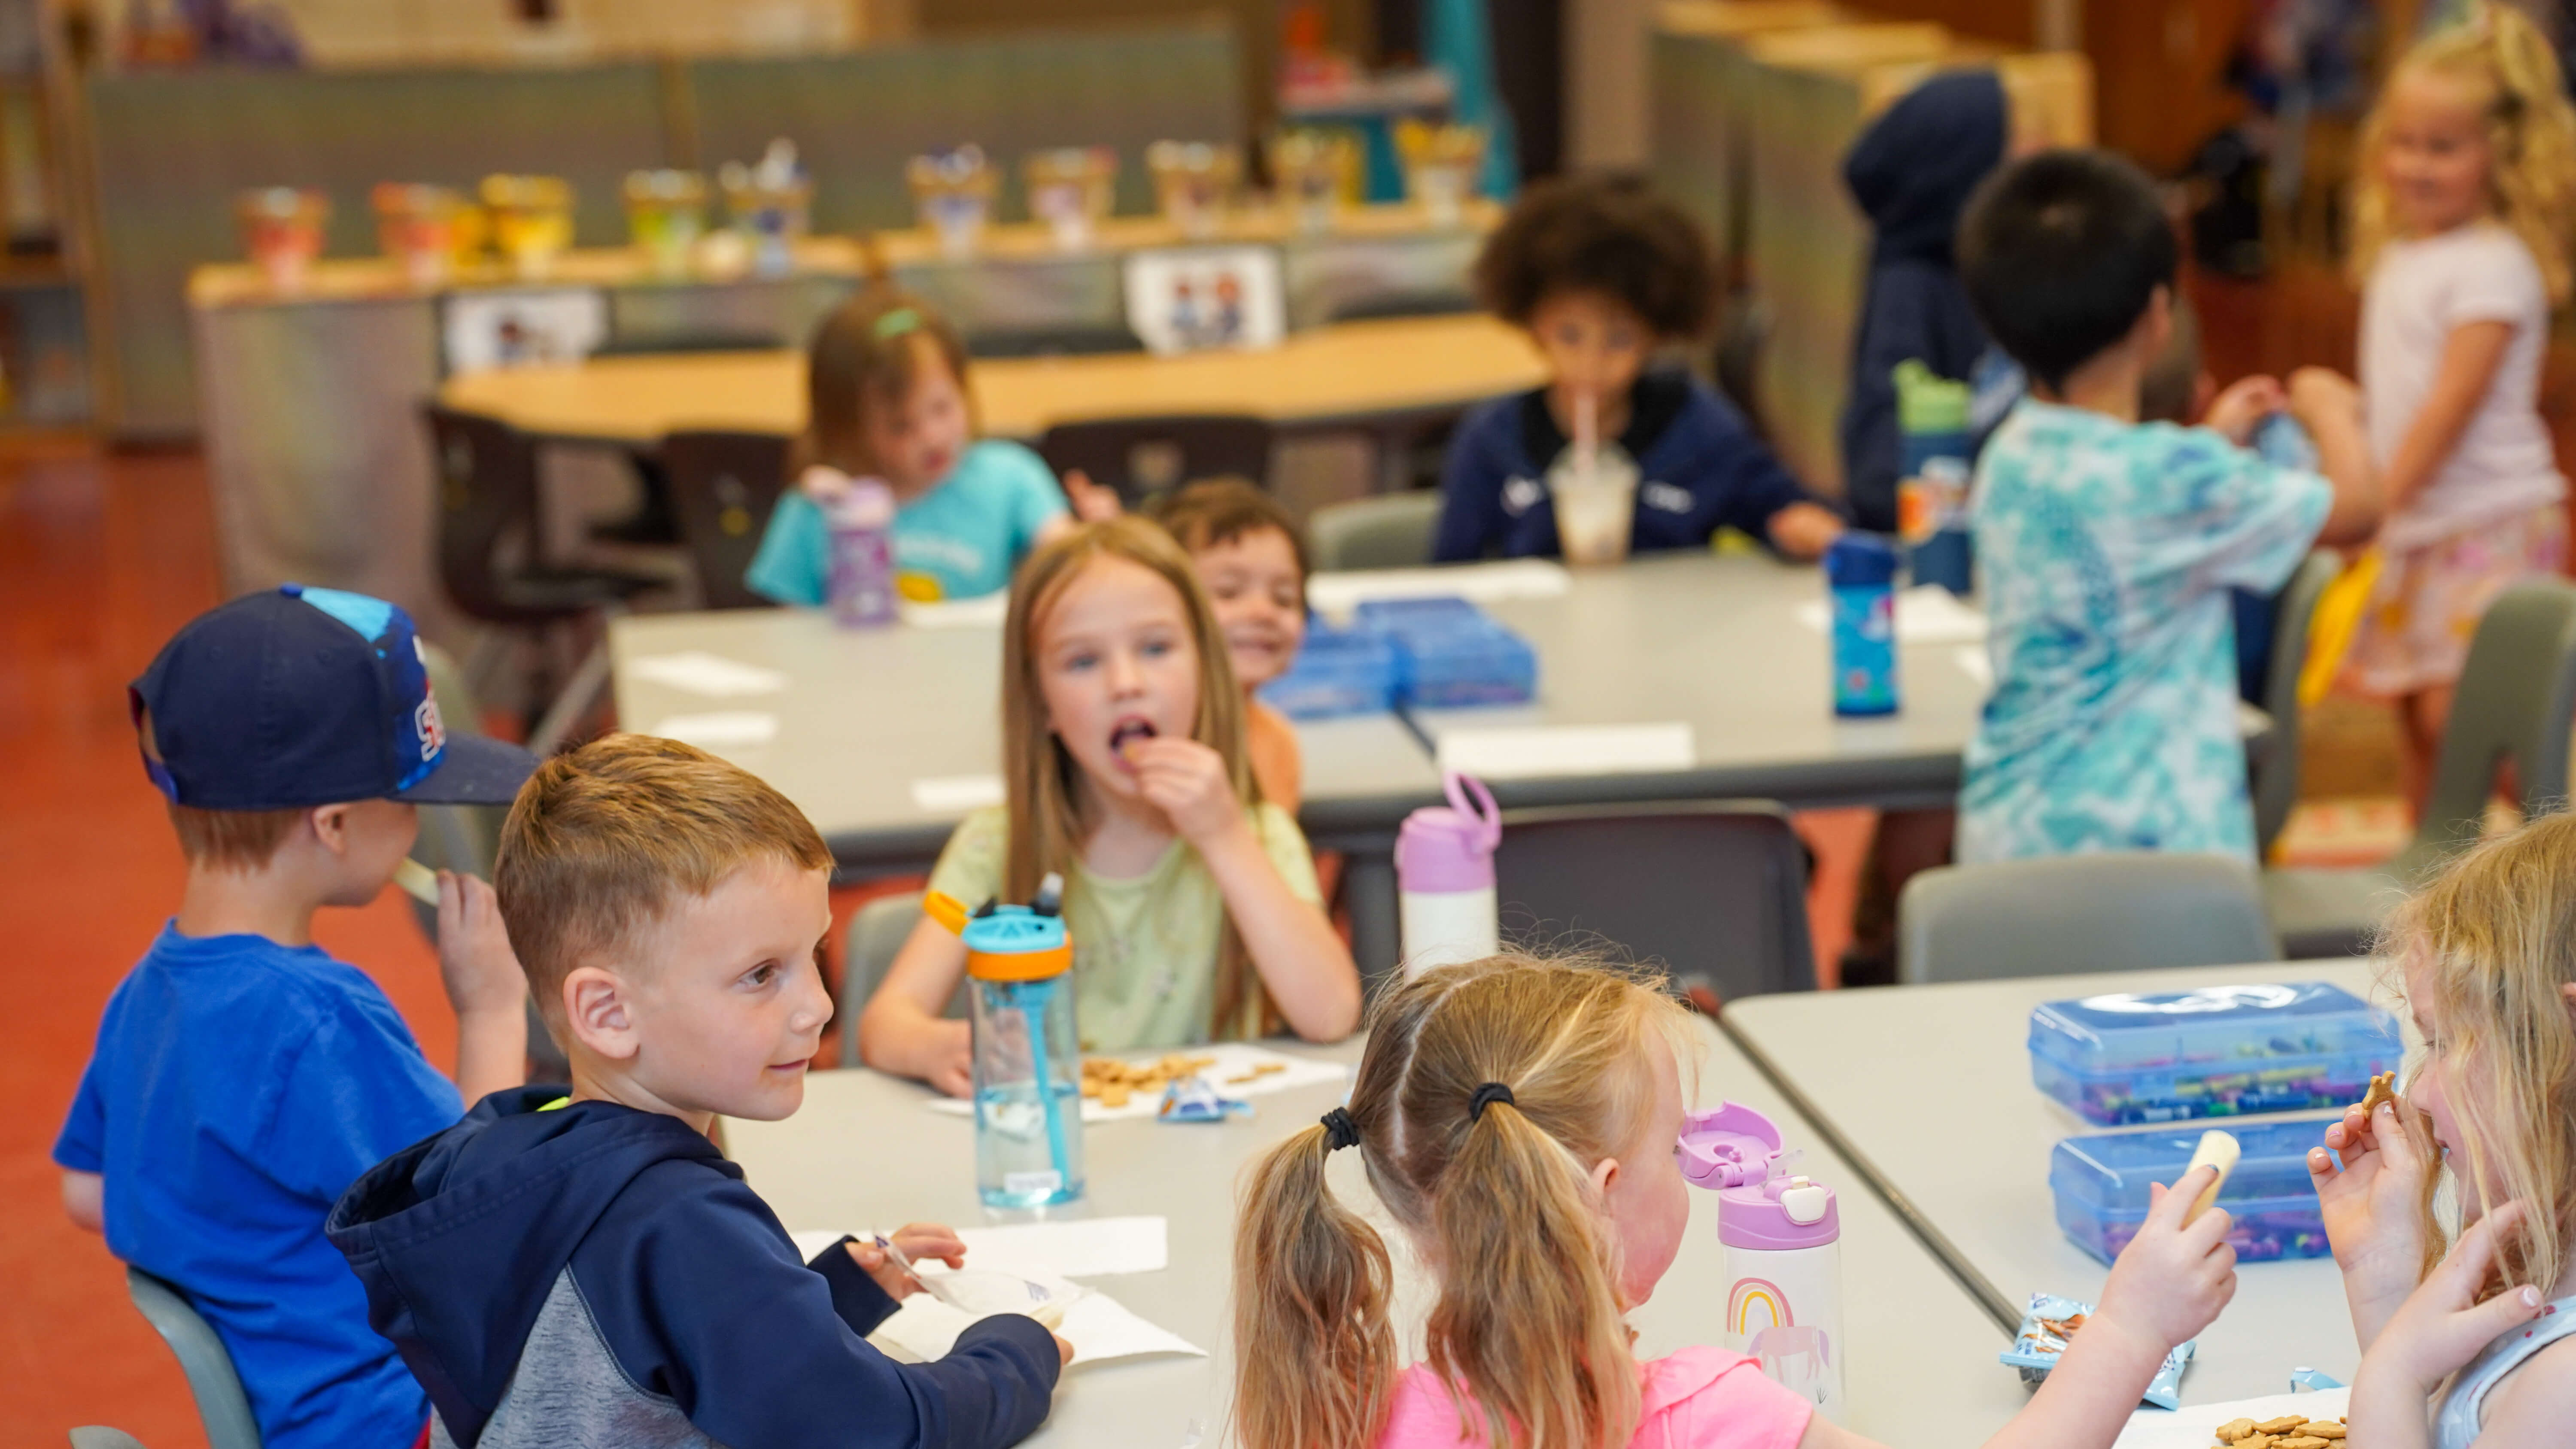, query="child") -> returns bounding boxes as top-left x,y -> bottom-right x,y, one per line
1150,477 -> 1308,810
2306,810 -> 2576,1446
2339,7 -> 2576,812
1953,149 -> 2381,863
327,734 -> 1068,1448
54,585 -> 536,1449
744,291 -> 1114,606
1233,954 -> 2241,1449
859,517 -> 1359,1096
1433,173 -> 1845,563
